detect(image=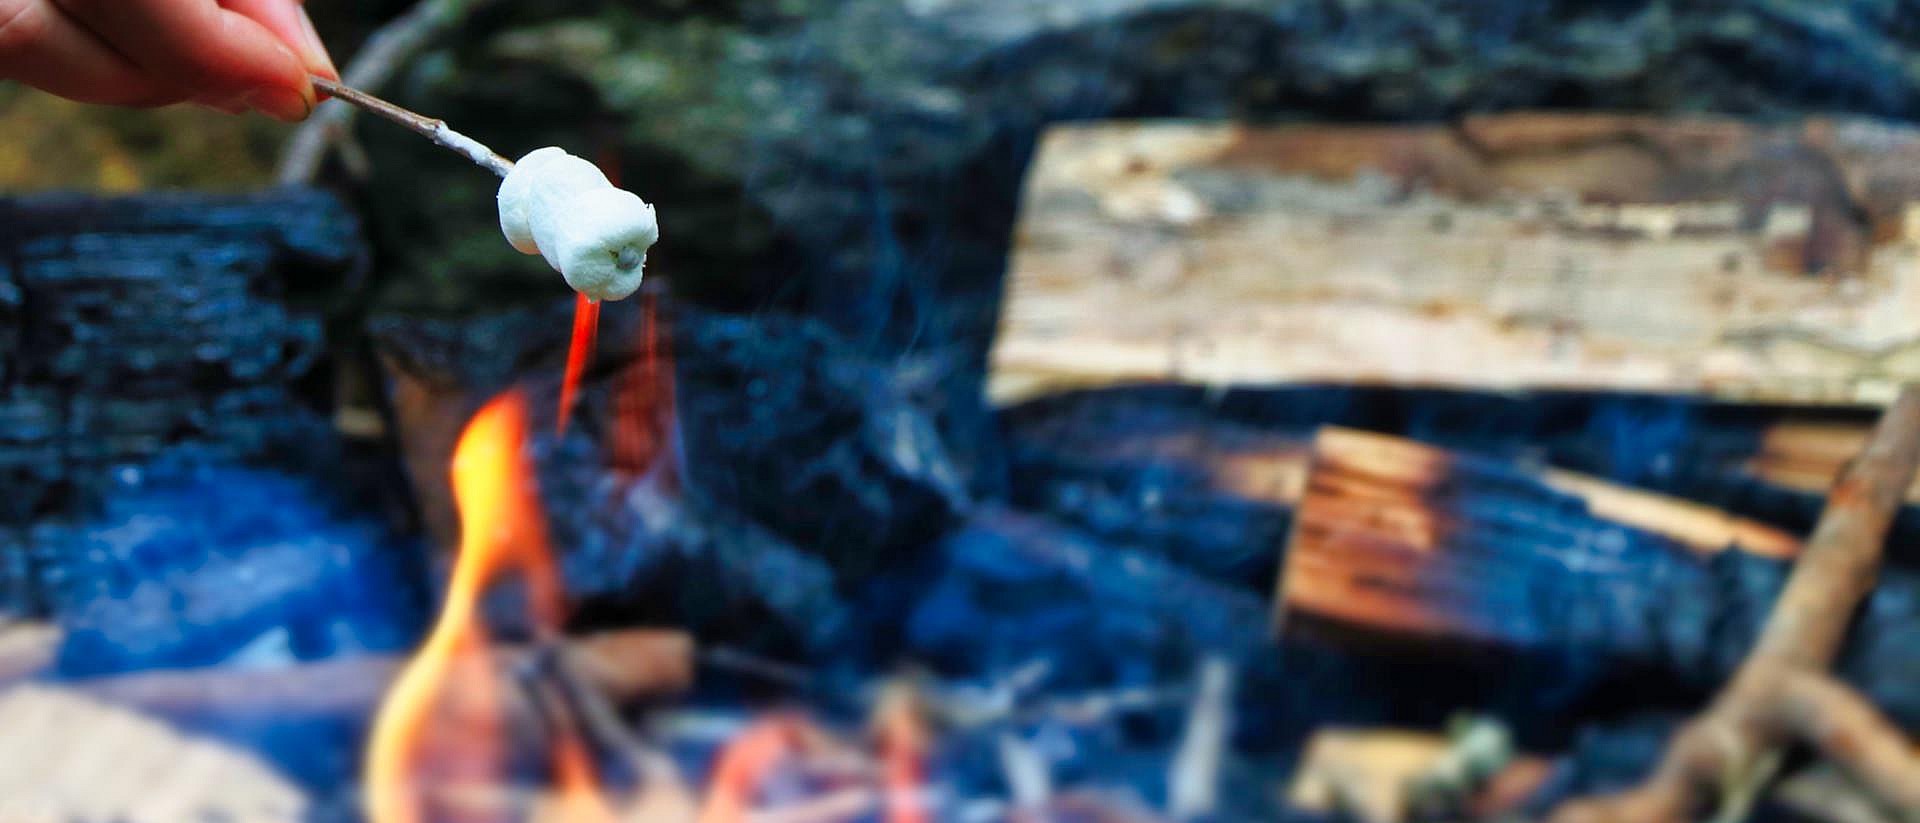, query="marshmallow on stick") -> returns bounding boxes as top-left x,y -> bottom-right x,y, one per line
498,147 -> 659,302
304,78 -> 658,302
